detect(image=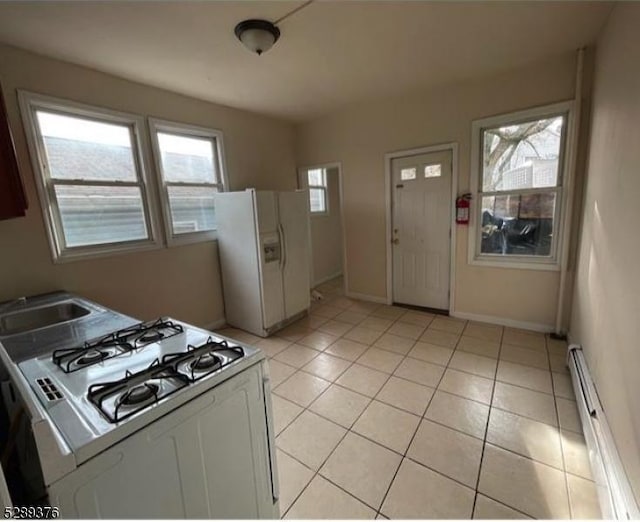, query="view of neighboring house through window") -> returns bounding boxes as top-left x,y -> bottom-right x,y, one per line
20,92 -> 158,261
308,168 -> 328,214
150,120 -> 225,244
471,103 -> 570,266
